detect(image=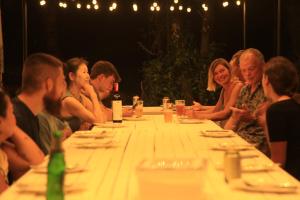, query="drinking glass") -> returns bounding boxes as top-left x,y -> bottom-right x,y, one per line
135,100 -> 143,117
163,108 -> 173,123
175,100 -> 185,117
